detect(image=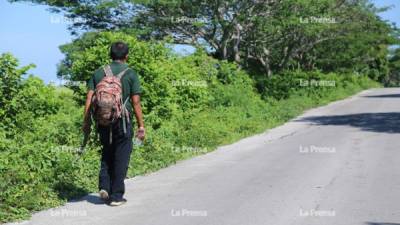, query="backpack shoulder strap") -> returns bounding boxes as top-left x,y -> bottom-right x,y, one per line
116,68 -> 129,79
103,65 -> 113,77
